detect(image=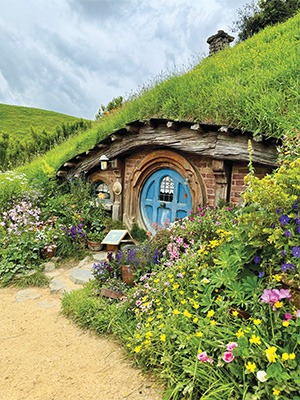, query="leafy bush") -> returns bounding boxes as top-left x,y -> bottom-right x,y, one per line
61,158 -> 300,399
